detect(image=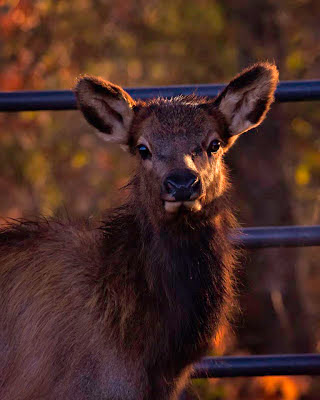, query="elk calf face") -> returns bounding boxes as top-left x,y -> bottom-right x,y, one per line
75,63 -> 278,220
